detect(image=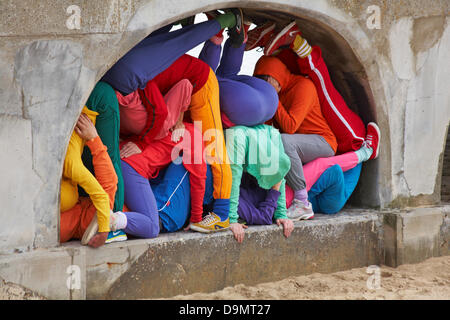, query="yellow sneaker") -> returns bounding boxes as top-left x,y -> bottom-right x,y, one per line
190,212 -> 230,233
